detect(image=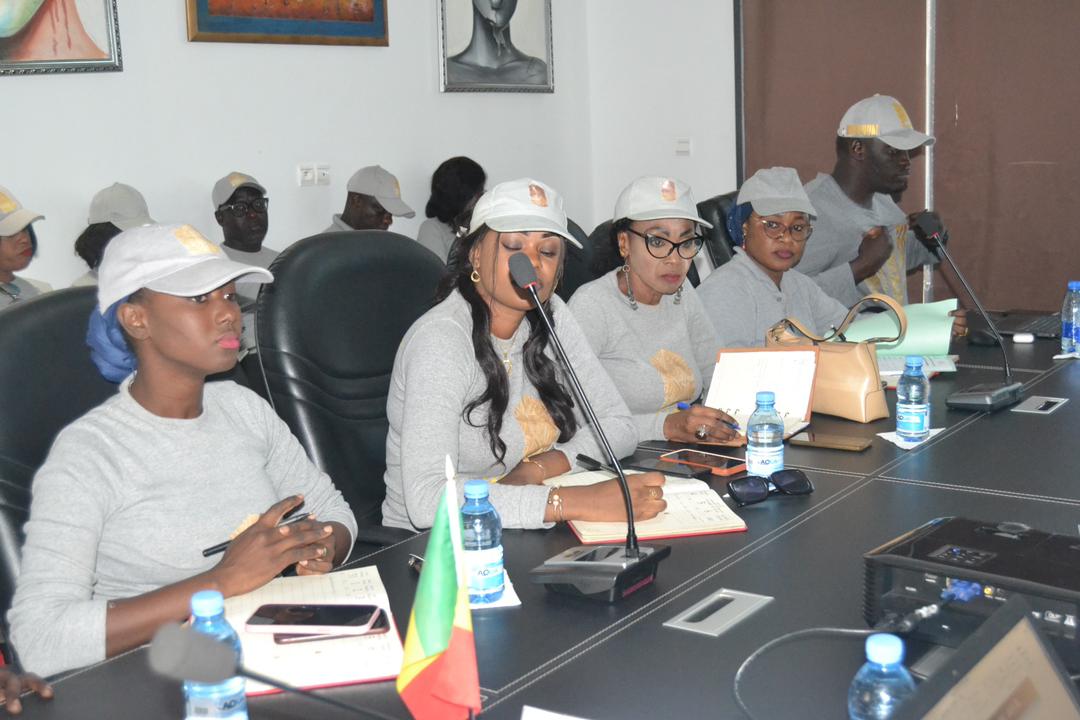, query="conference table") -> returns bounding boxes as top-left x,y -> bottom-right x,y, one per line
19,339 -> 1079,719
